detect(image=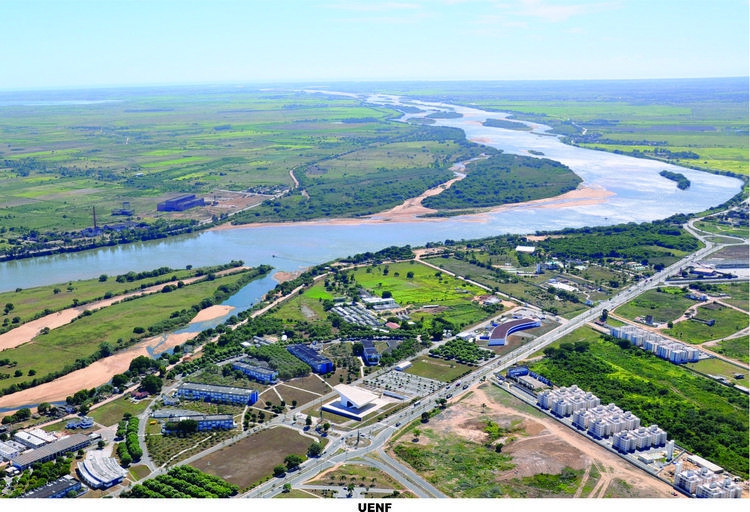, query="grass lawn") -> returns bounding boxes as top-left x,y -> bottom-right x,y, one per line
145,428 -> 237,467
306,462 -> 403,490
350,261 -> 488,330
615,288 -> 695,324
275,489 -> 319,498
128,464 -> 152,482
89,395 -> 150,427
662,303 -> 748,344
405,356 -> 474,382
686,358 -> 749,383
713,337 -> 750,364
